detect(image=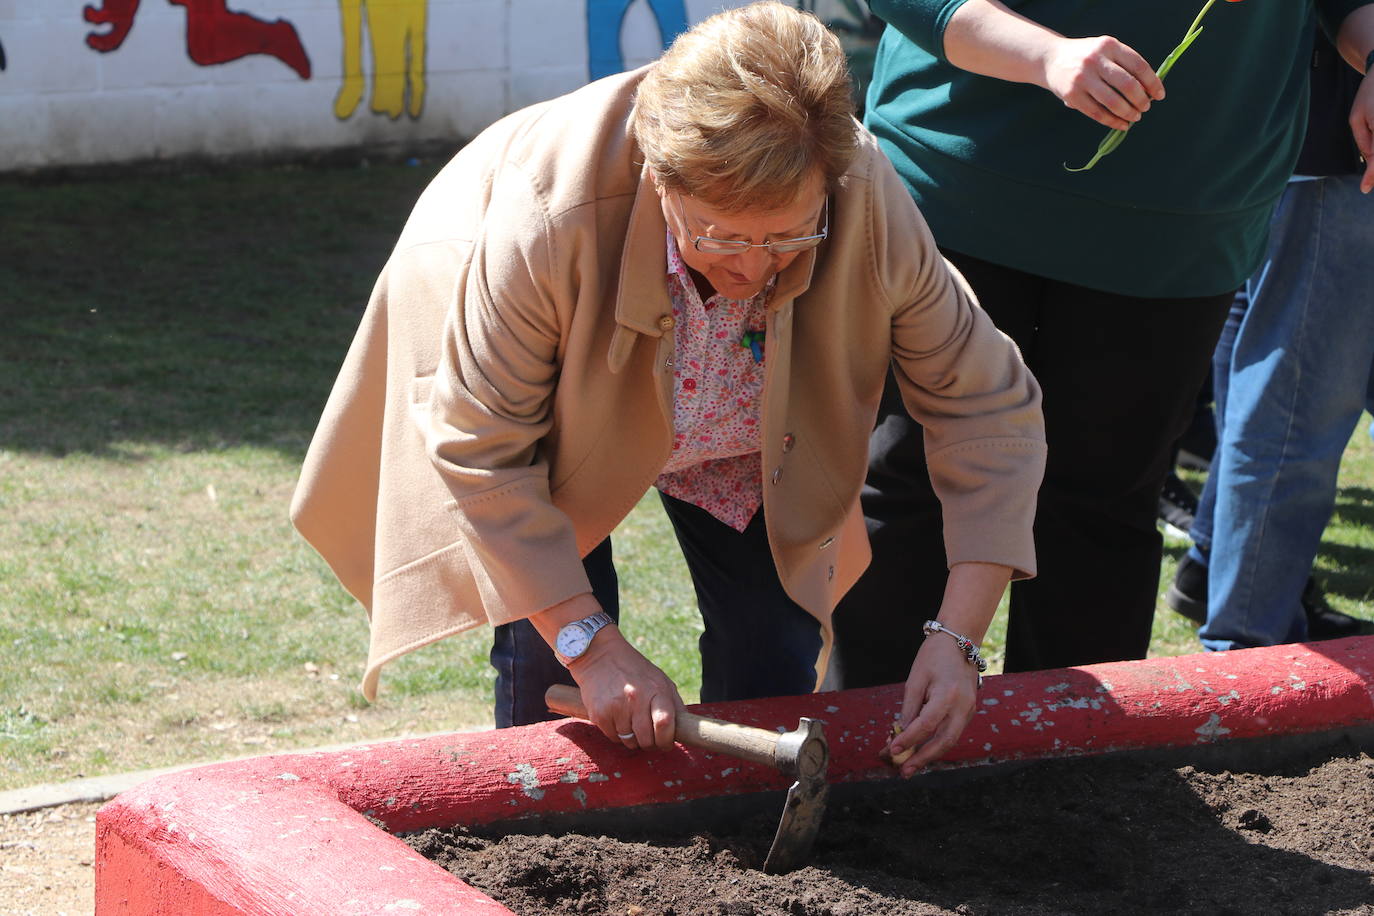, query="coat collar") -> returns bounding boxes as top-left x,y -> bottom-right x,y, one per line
613,165 -> 676,337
